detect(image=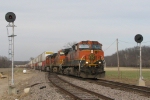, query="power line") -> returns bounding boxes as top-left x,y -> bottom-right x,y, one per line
142,41 -> 150,43
118,40 -> 129,44
104,39 -> 150,53
119,39 -> 150,44
104,40 -> 116,51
